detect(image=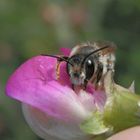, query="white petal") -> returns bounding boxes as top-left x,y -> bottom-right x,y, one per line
22,104 -> 91,140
